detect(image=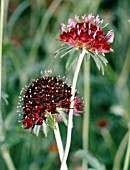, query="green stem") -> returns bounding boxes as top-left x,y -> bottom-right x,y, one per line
0,0 -> 4,141
61,49 -> 86,170
54,123 -> 68,170
0,1 -> 16,170
113,131 -> 129,170
123,125 -> 130,170
0,0 -> 4,106
101,128 -> 116,157
82,56 -> 90,170
2,149 -> 16,170
117,44 -> 130,87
